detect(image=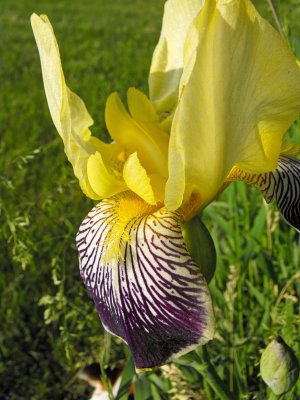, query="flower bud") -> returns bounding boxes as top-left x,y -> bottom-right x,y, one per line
181,215 -> 216,283
260,336 -> 300,395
